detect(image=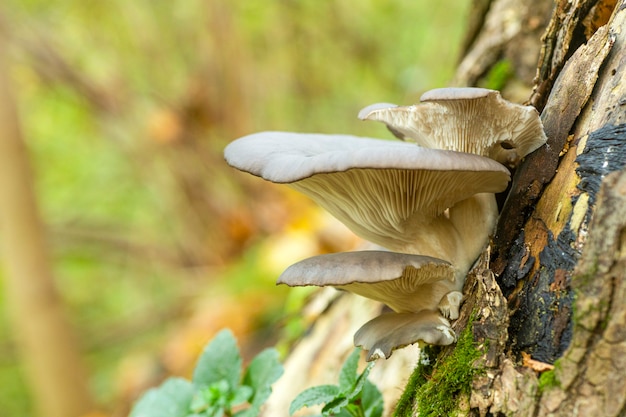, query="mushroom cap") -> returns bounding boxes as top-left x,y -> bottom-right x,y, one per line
354,310 -> 456,360
420,87 -> 494,101
224,132 -> 510,249
358,103 -> 407,140
359,87 -> 547,167
357,102 -> 399,120
278,250 -> 455,313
